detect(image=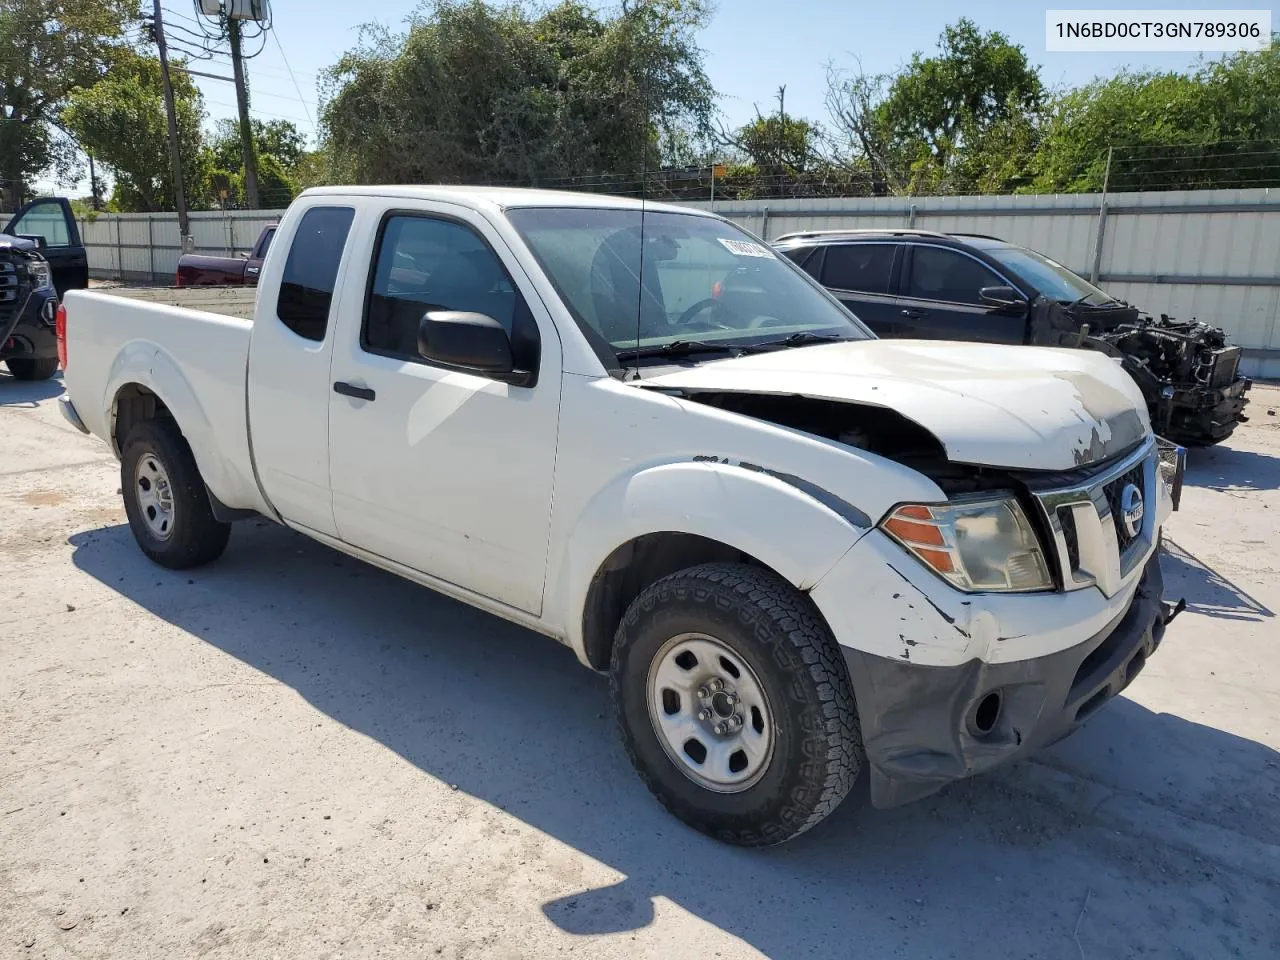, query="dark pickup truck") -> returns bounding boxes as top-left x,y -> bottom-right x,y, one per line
776,229 -> 1252,447
175,223 -> 276,286
2,197 -> 88,381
